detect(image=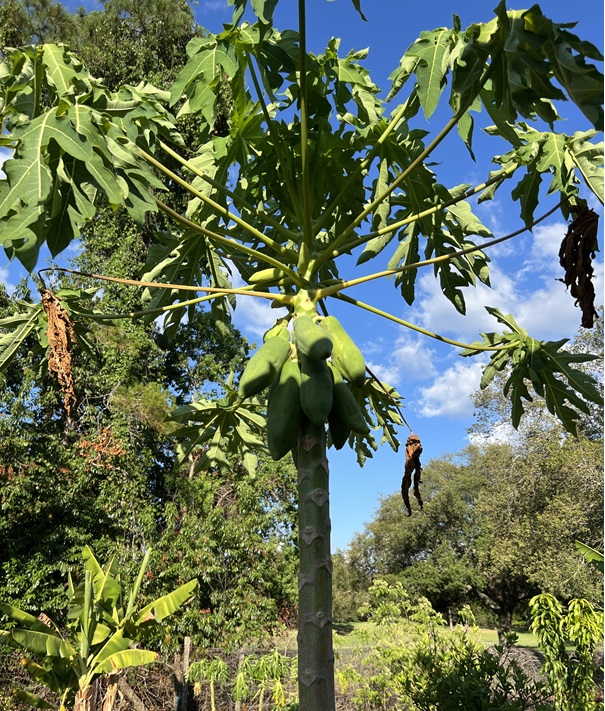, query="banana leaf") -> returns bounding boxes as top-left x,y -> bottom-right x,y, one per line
94,648 -> 158,674
134,578 -> 198,624
14,690 -> 54,709
10,629 -> 76,658
575,540 -> 604,573
0,602 -> 56,633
